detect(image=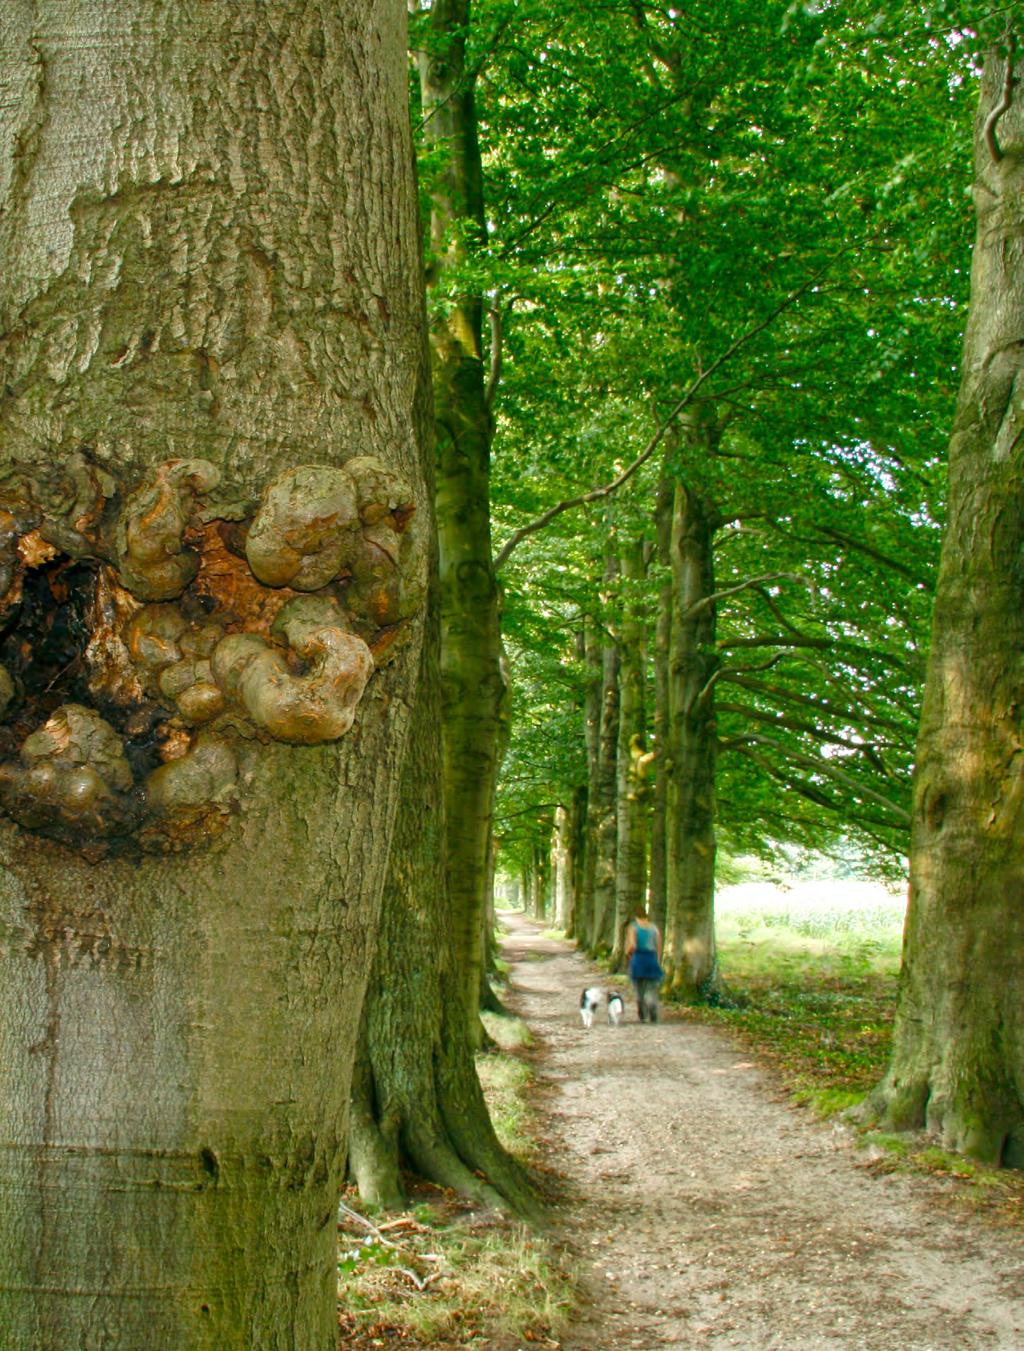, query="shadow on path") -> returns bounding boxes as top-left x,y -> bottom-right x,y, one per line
500,912 -> 1024,1351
